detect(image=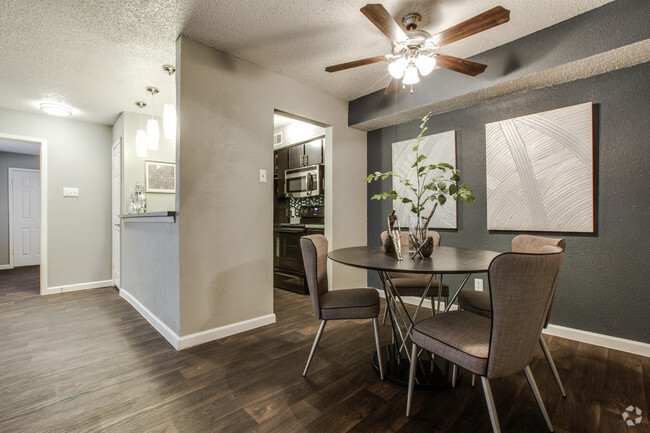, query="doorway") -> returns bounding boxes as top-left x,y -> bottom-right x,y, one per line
0,133 -> 48,294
